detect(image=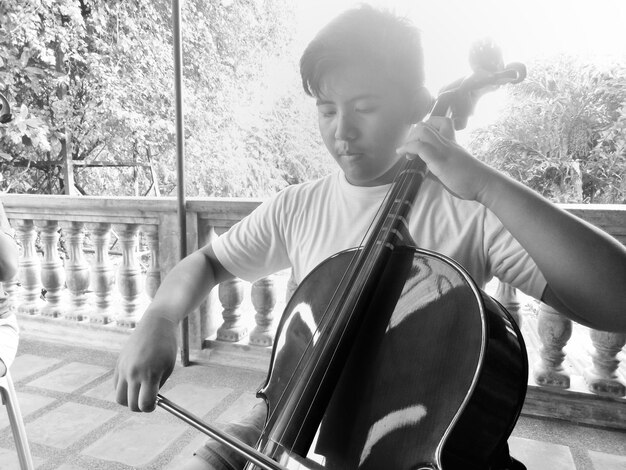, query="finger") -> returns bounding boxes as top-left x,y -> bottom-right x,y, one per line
127,381 -> 142,412
424,116 -> 455,139
138,376 -> 160,412
115,378 -> 129,407
417,122 -> 451,148
397,124 -> 446,162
